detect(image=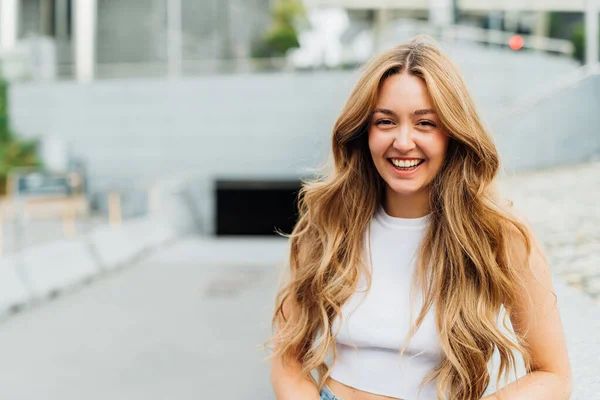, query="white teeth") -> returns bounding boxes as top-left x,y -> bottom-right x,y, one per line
391,159 -> 421,168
